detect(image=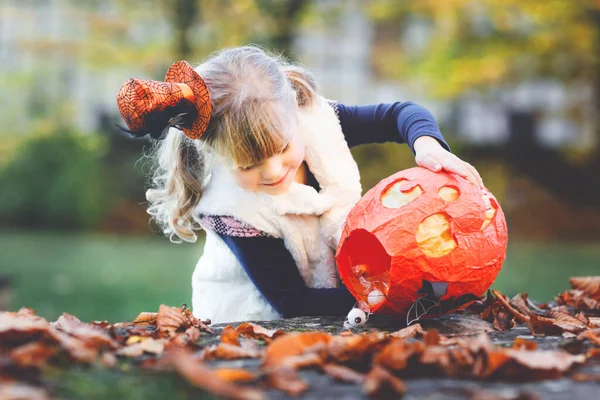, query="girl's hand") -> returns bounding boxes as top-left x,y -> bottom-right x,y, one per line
413,136 -> 484,188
